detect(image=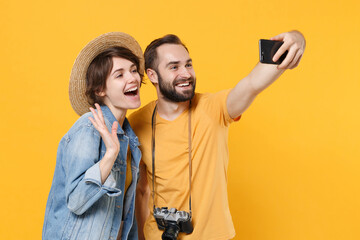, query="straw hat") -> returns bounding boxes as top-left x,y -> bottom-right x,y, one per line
69,32 -> 144,116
